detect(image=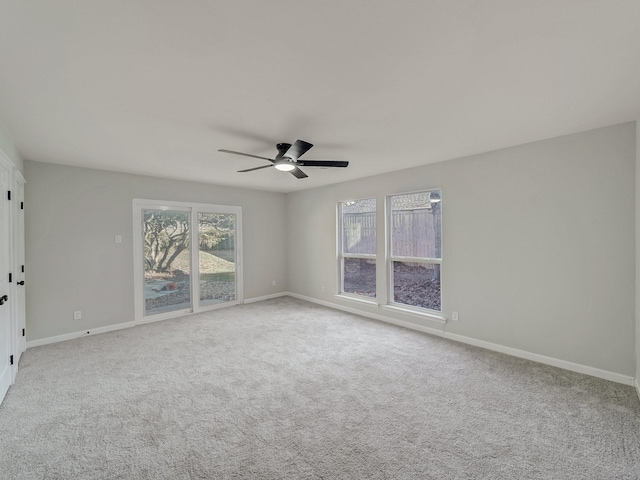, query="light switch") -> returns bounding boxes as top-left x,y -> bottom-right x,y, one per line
115,235 -> 122,244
